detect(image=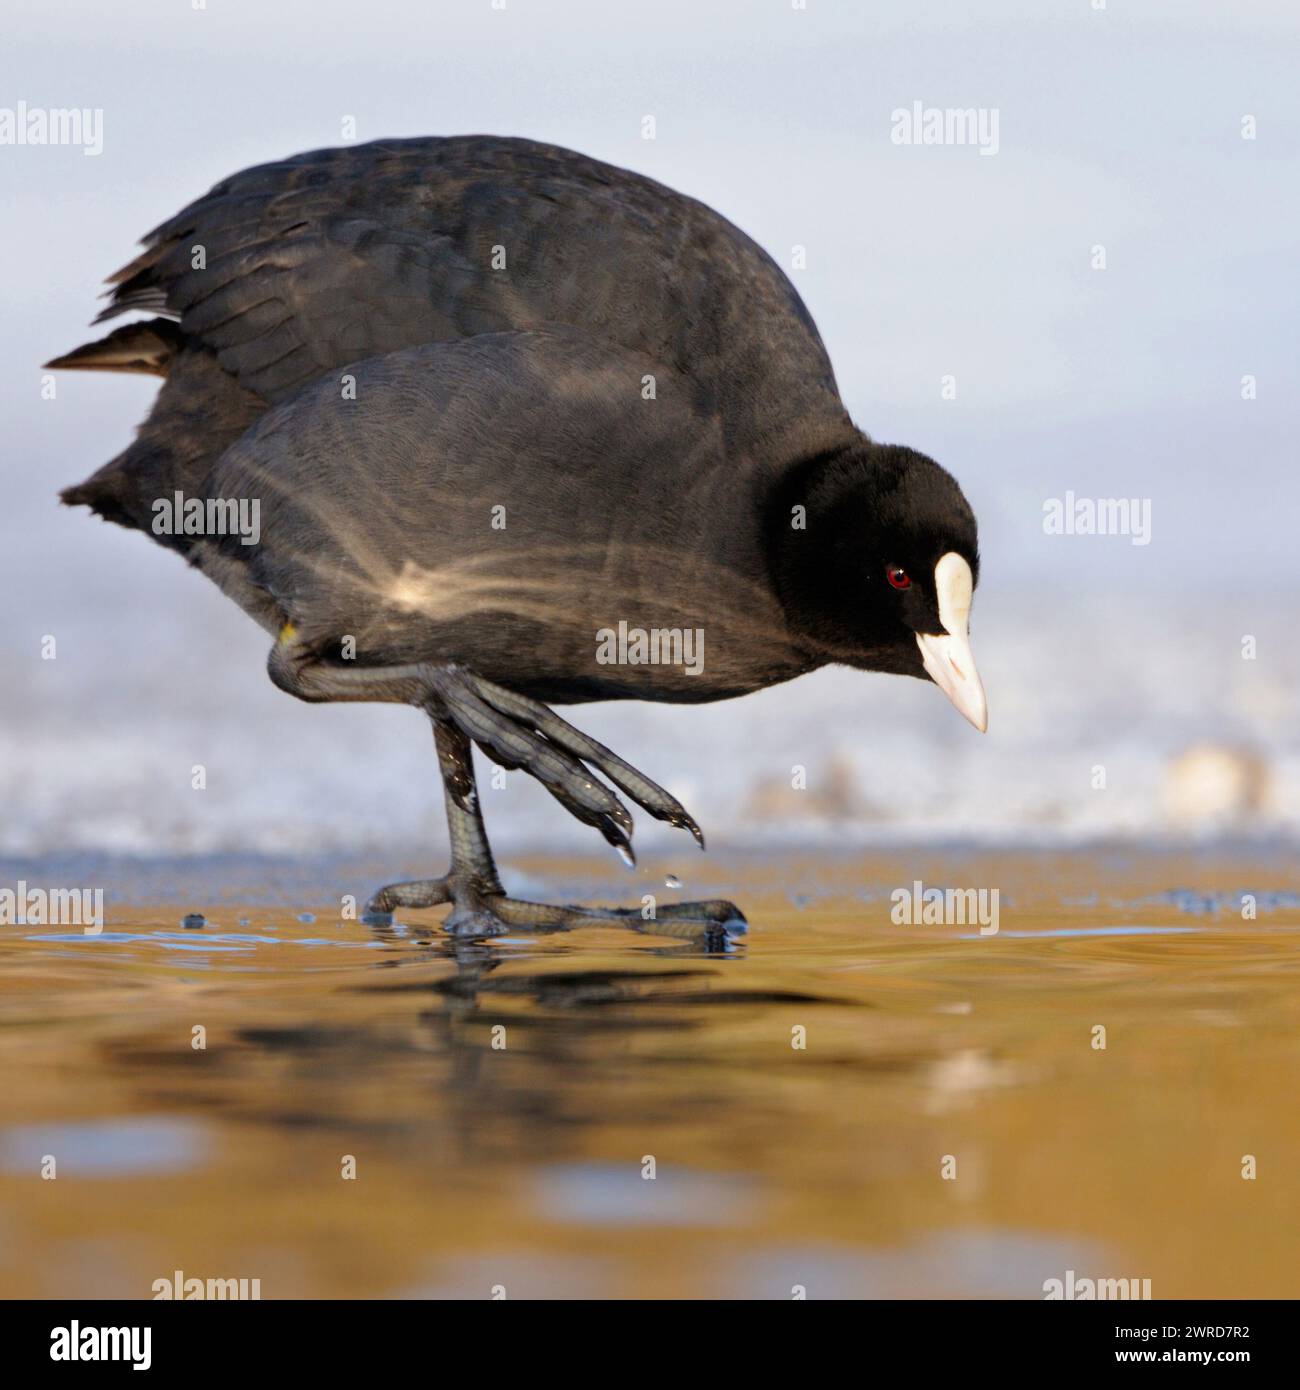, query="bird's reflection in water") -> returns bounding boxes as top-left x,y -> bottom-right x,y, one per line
197,912 -> 809,1175
340,918 -> 784,1165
